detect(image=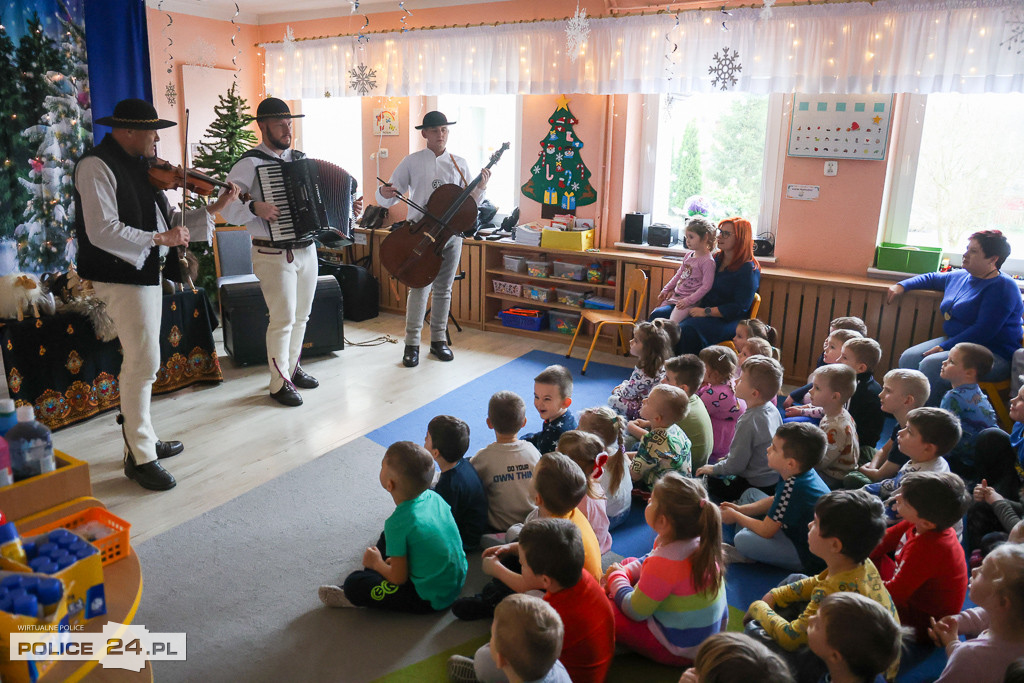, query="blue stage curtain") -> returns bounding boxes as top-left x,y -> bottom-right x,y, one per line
84,0 -> 152,141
